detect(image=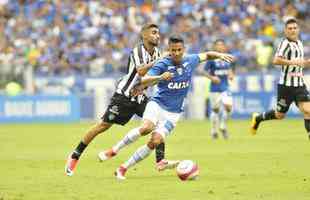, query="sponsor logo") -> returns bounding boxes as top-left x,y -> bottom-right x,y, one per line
168,66 -> 175,70
168,81 -> 190,89
214,69 -> 229,76
288,72 -> 302,77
